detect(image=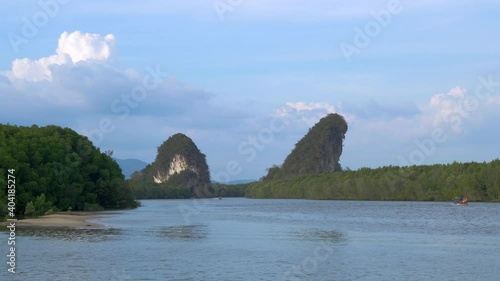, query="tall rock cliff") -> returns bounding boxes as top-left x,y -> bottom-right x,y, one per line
133,133 -> 212,198
271,113 -> 348,179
